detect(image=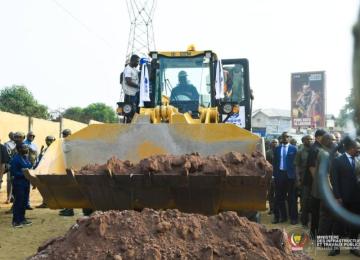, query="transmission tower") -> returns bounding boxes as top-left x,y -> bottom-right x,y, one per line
126,0 -> 156,61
